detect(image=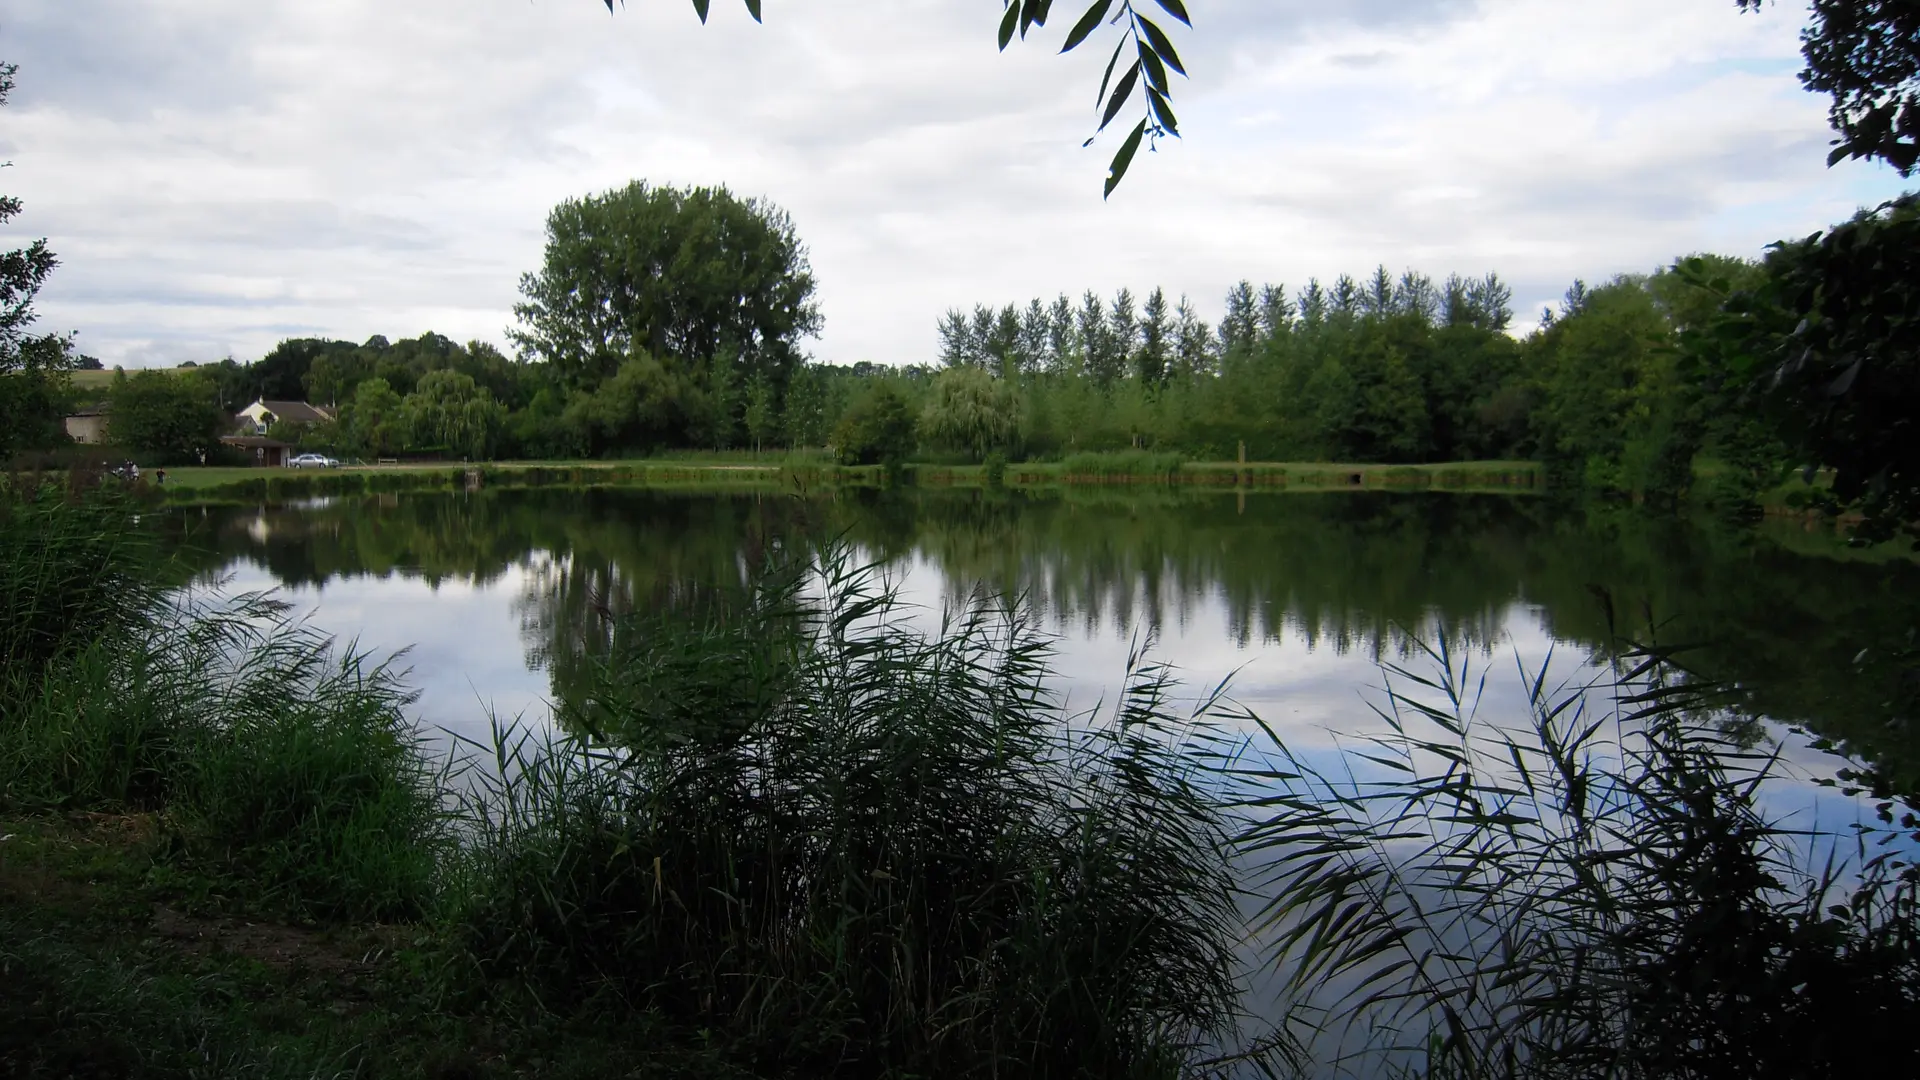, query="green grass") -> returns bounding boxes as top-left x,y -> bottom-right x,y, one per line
0,814 -> 754,1080
150,457 -> 1545,504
